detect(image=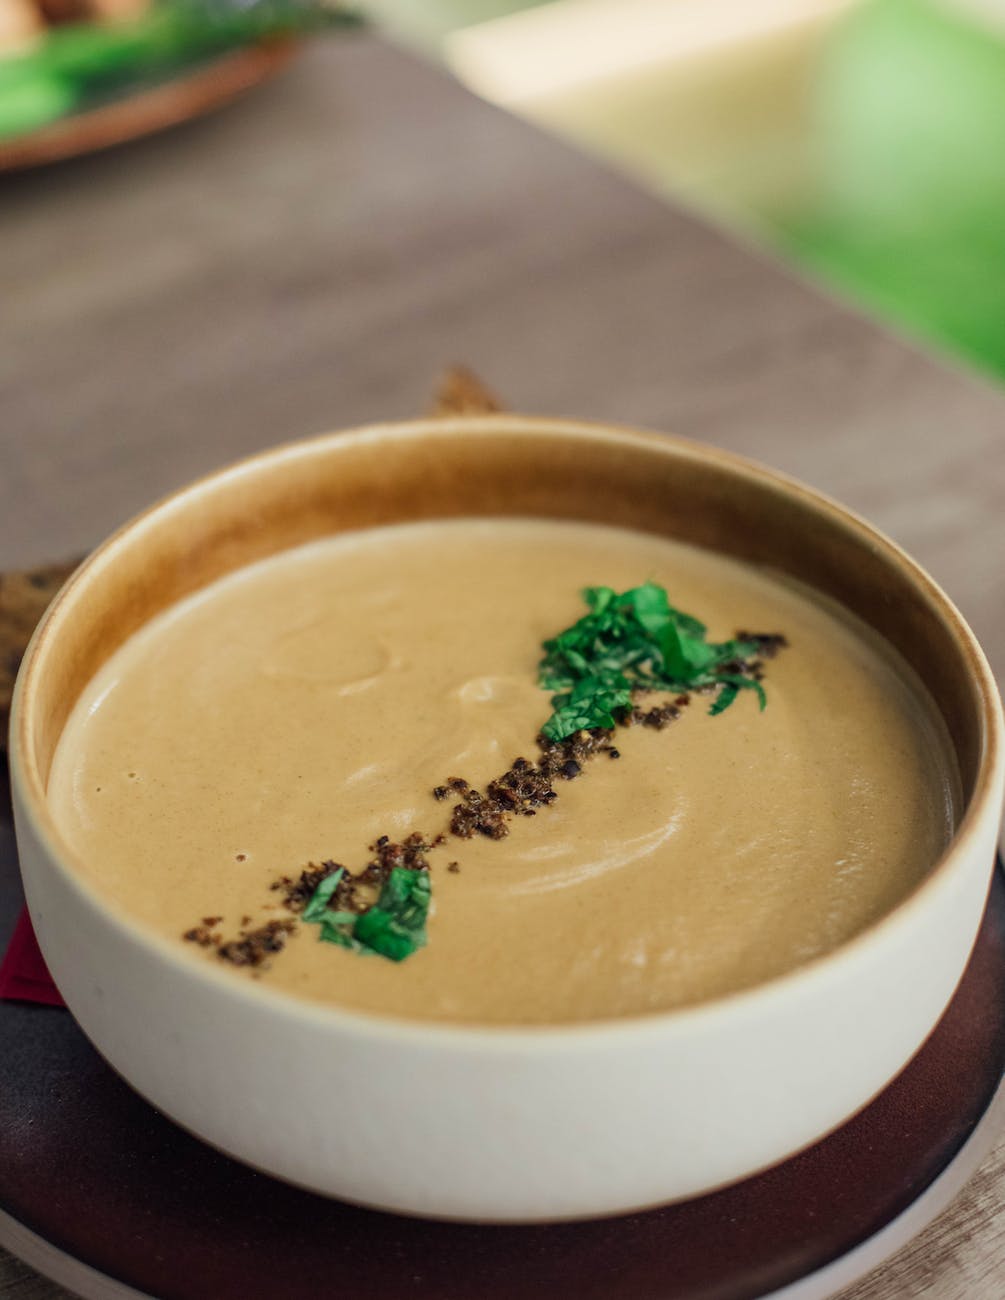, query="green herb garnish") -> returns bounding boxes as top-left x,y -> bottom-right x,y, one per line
352,869 -> 431,961
302,866 -> 430,962
539,582 -> 767,740
301,867 -> 344,922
